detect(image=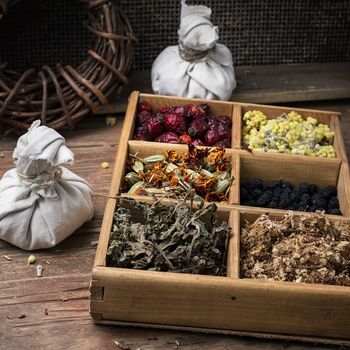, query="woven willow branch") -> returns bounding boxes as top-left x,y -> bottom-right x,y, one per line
0,0 -> 135,131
